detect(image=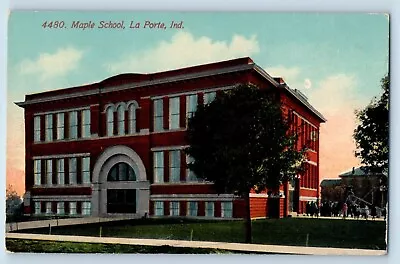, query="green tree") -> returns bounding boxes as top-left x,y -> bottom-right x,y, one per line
354,75 -> 389,175
6,184 -> 23,222
186,84 -> 305,243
